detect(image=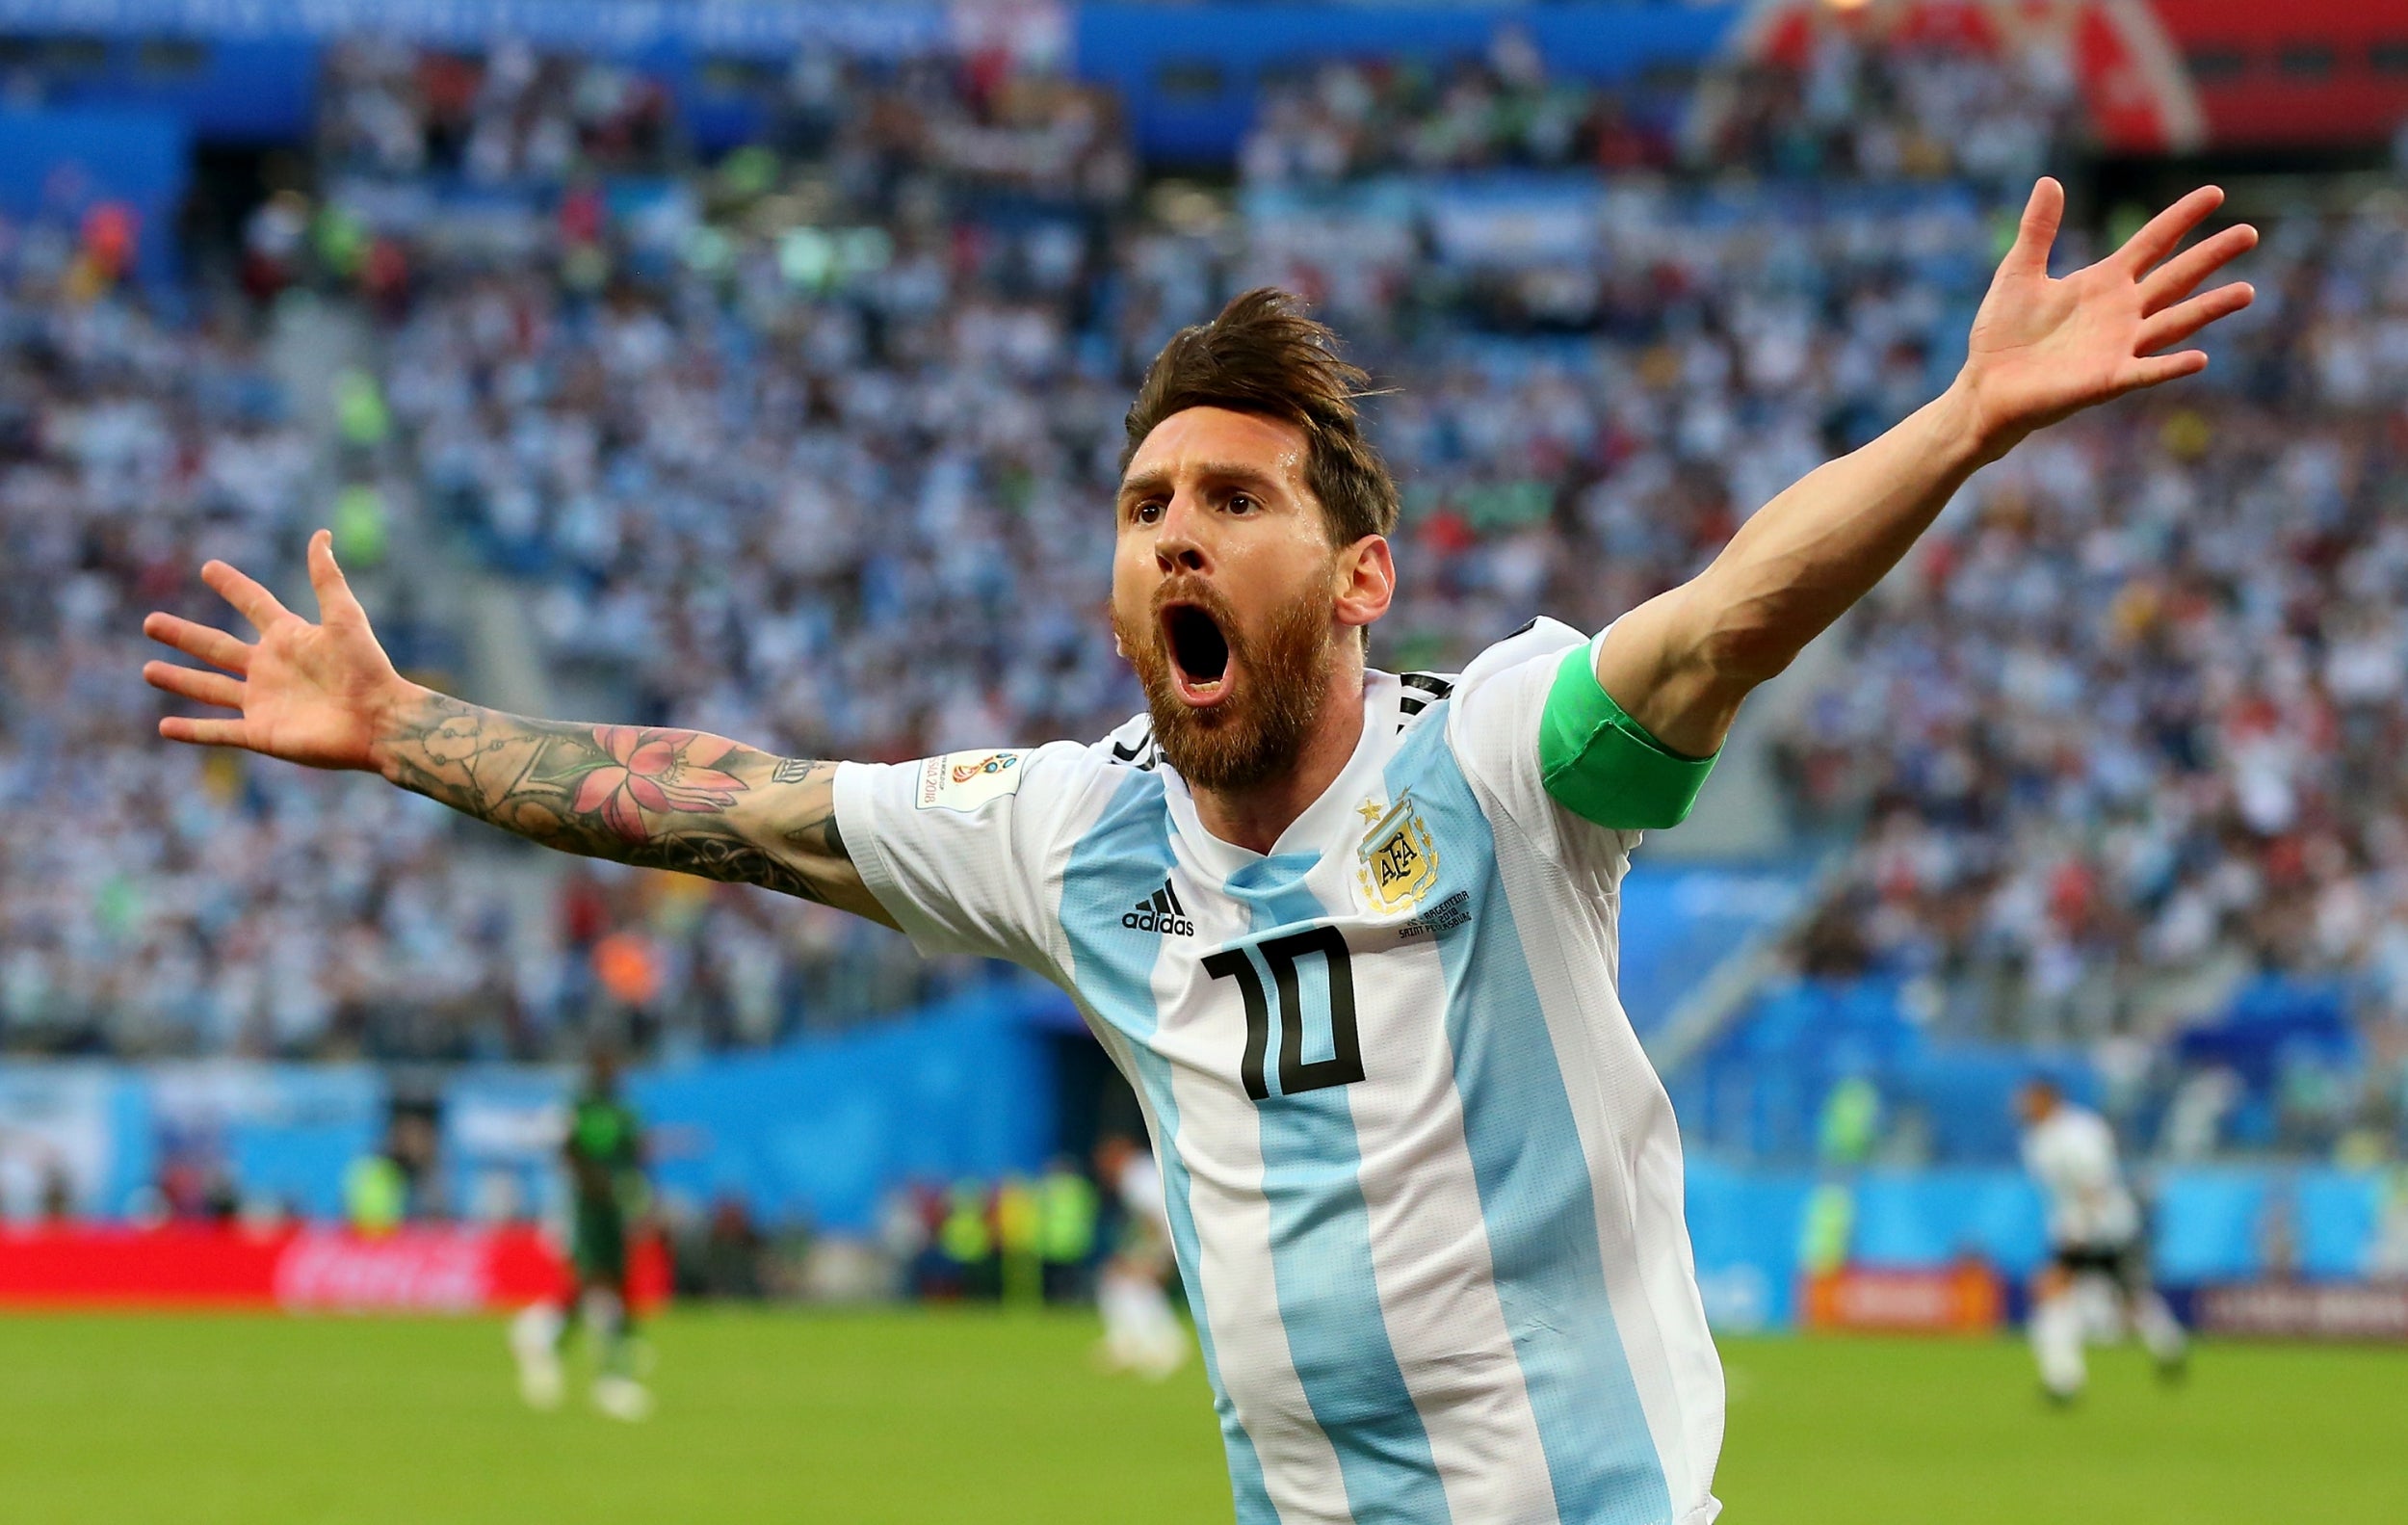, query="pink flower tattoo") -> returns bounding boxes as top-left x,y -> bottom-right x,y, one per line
568,726 -> 746,841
